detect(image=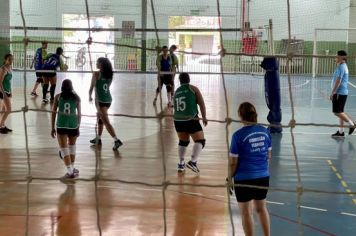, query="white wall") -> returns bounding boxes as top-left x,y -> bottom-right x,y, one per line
8,0 -> 353,41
